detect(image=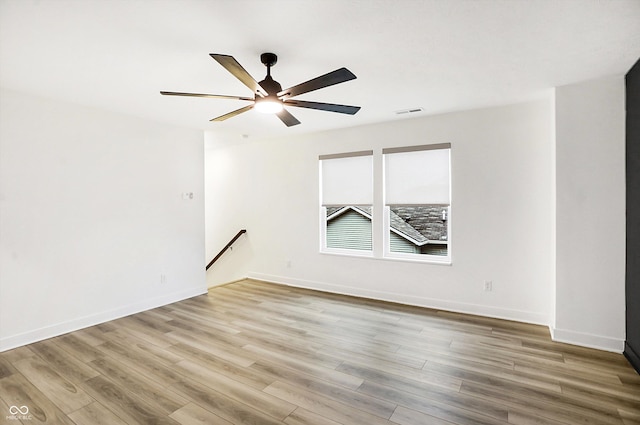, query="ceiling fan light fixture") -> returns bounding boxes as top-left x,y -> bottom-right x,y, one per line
254,97 -> 283,114
161,52 -> 359,126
